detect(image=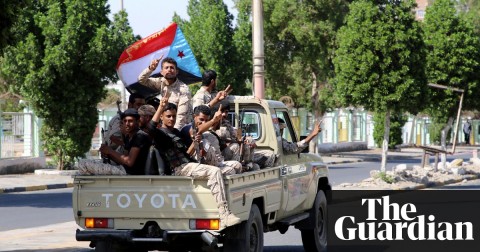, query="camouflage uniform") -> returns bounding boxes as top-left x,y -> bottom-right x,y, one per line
77,159 -> 127,175
138,68 -> 193,130
252,139 -> 308,168
192,88 -> 213,110
253,149 -> 276,168
202,131 -> 241,175
102,114 -> 125,161
282,139 -> 309,154
103,114 -> 121,150
216,120 -> 259,171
